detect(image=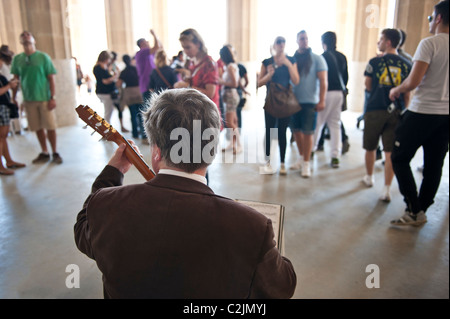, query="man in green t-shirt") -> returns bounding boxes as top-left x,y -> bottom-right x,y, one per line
11,31 -> 62,164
